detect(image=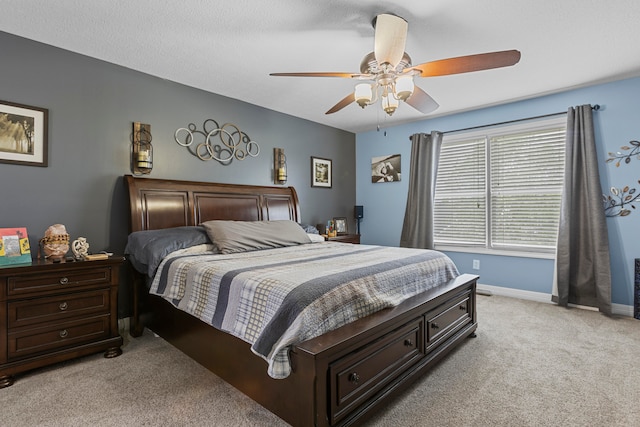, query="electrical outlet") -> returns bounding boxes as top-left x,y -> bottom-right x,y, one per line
472,259 -> 480,270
